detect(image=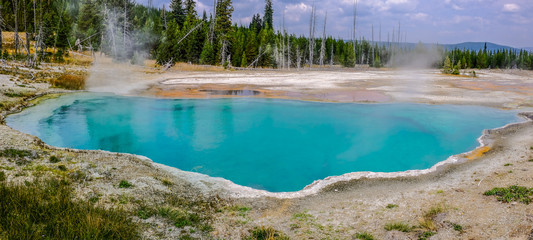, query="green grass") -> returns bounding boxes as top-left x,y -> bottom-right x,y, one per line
528,159 -> 533,162
156,206 -> 201,228
419,231 -> 436,240
504,163 -> 513,166
292,211 -> 314,221
49,155 -> 61,163
0,148 -> 33,158
452,223 -> 464,232
0,171 -> 5,181
384,222 -> 413,232
0,148 -> 36,165
386,204 -> 398,209
484,185 -> 533,204
2,90 -> 31,98
419,205 -> 445,231
354,231 -> 375,240
119,180 -> 133,188
0,178 -> 139,239
245,226 -> 290,240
